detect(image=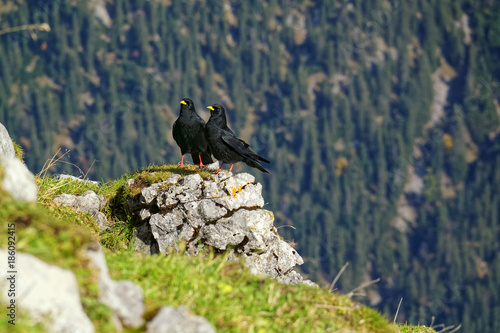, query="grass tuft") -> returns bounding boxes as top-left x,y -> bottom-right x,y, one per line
12,140 -> 24,162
